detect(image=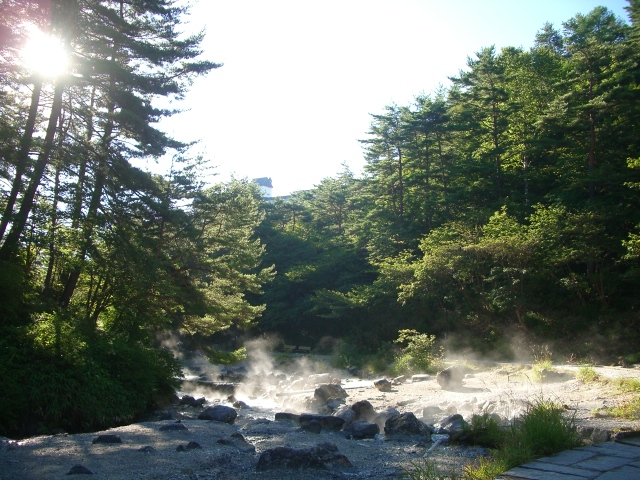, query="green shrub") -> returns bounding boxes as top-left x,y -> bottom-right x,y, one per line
392,329 -> 443,375
576,366 -> 599,383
